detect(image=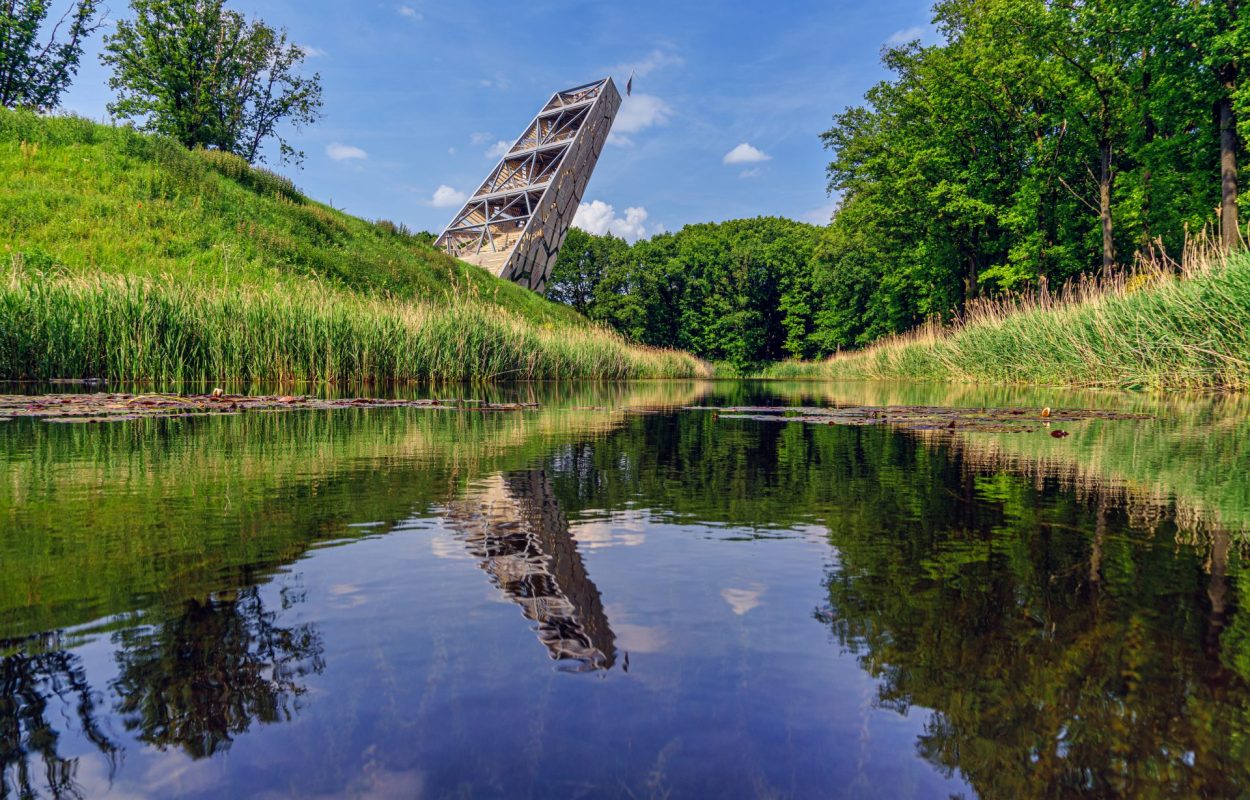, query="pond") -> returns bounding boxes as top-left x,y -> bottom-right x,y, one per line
2,380 -> 1248,799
